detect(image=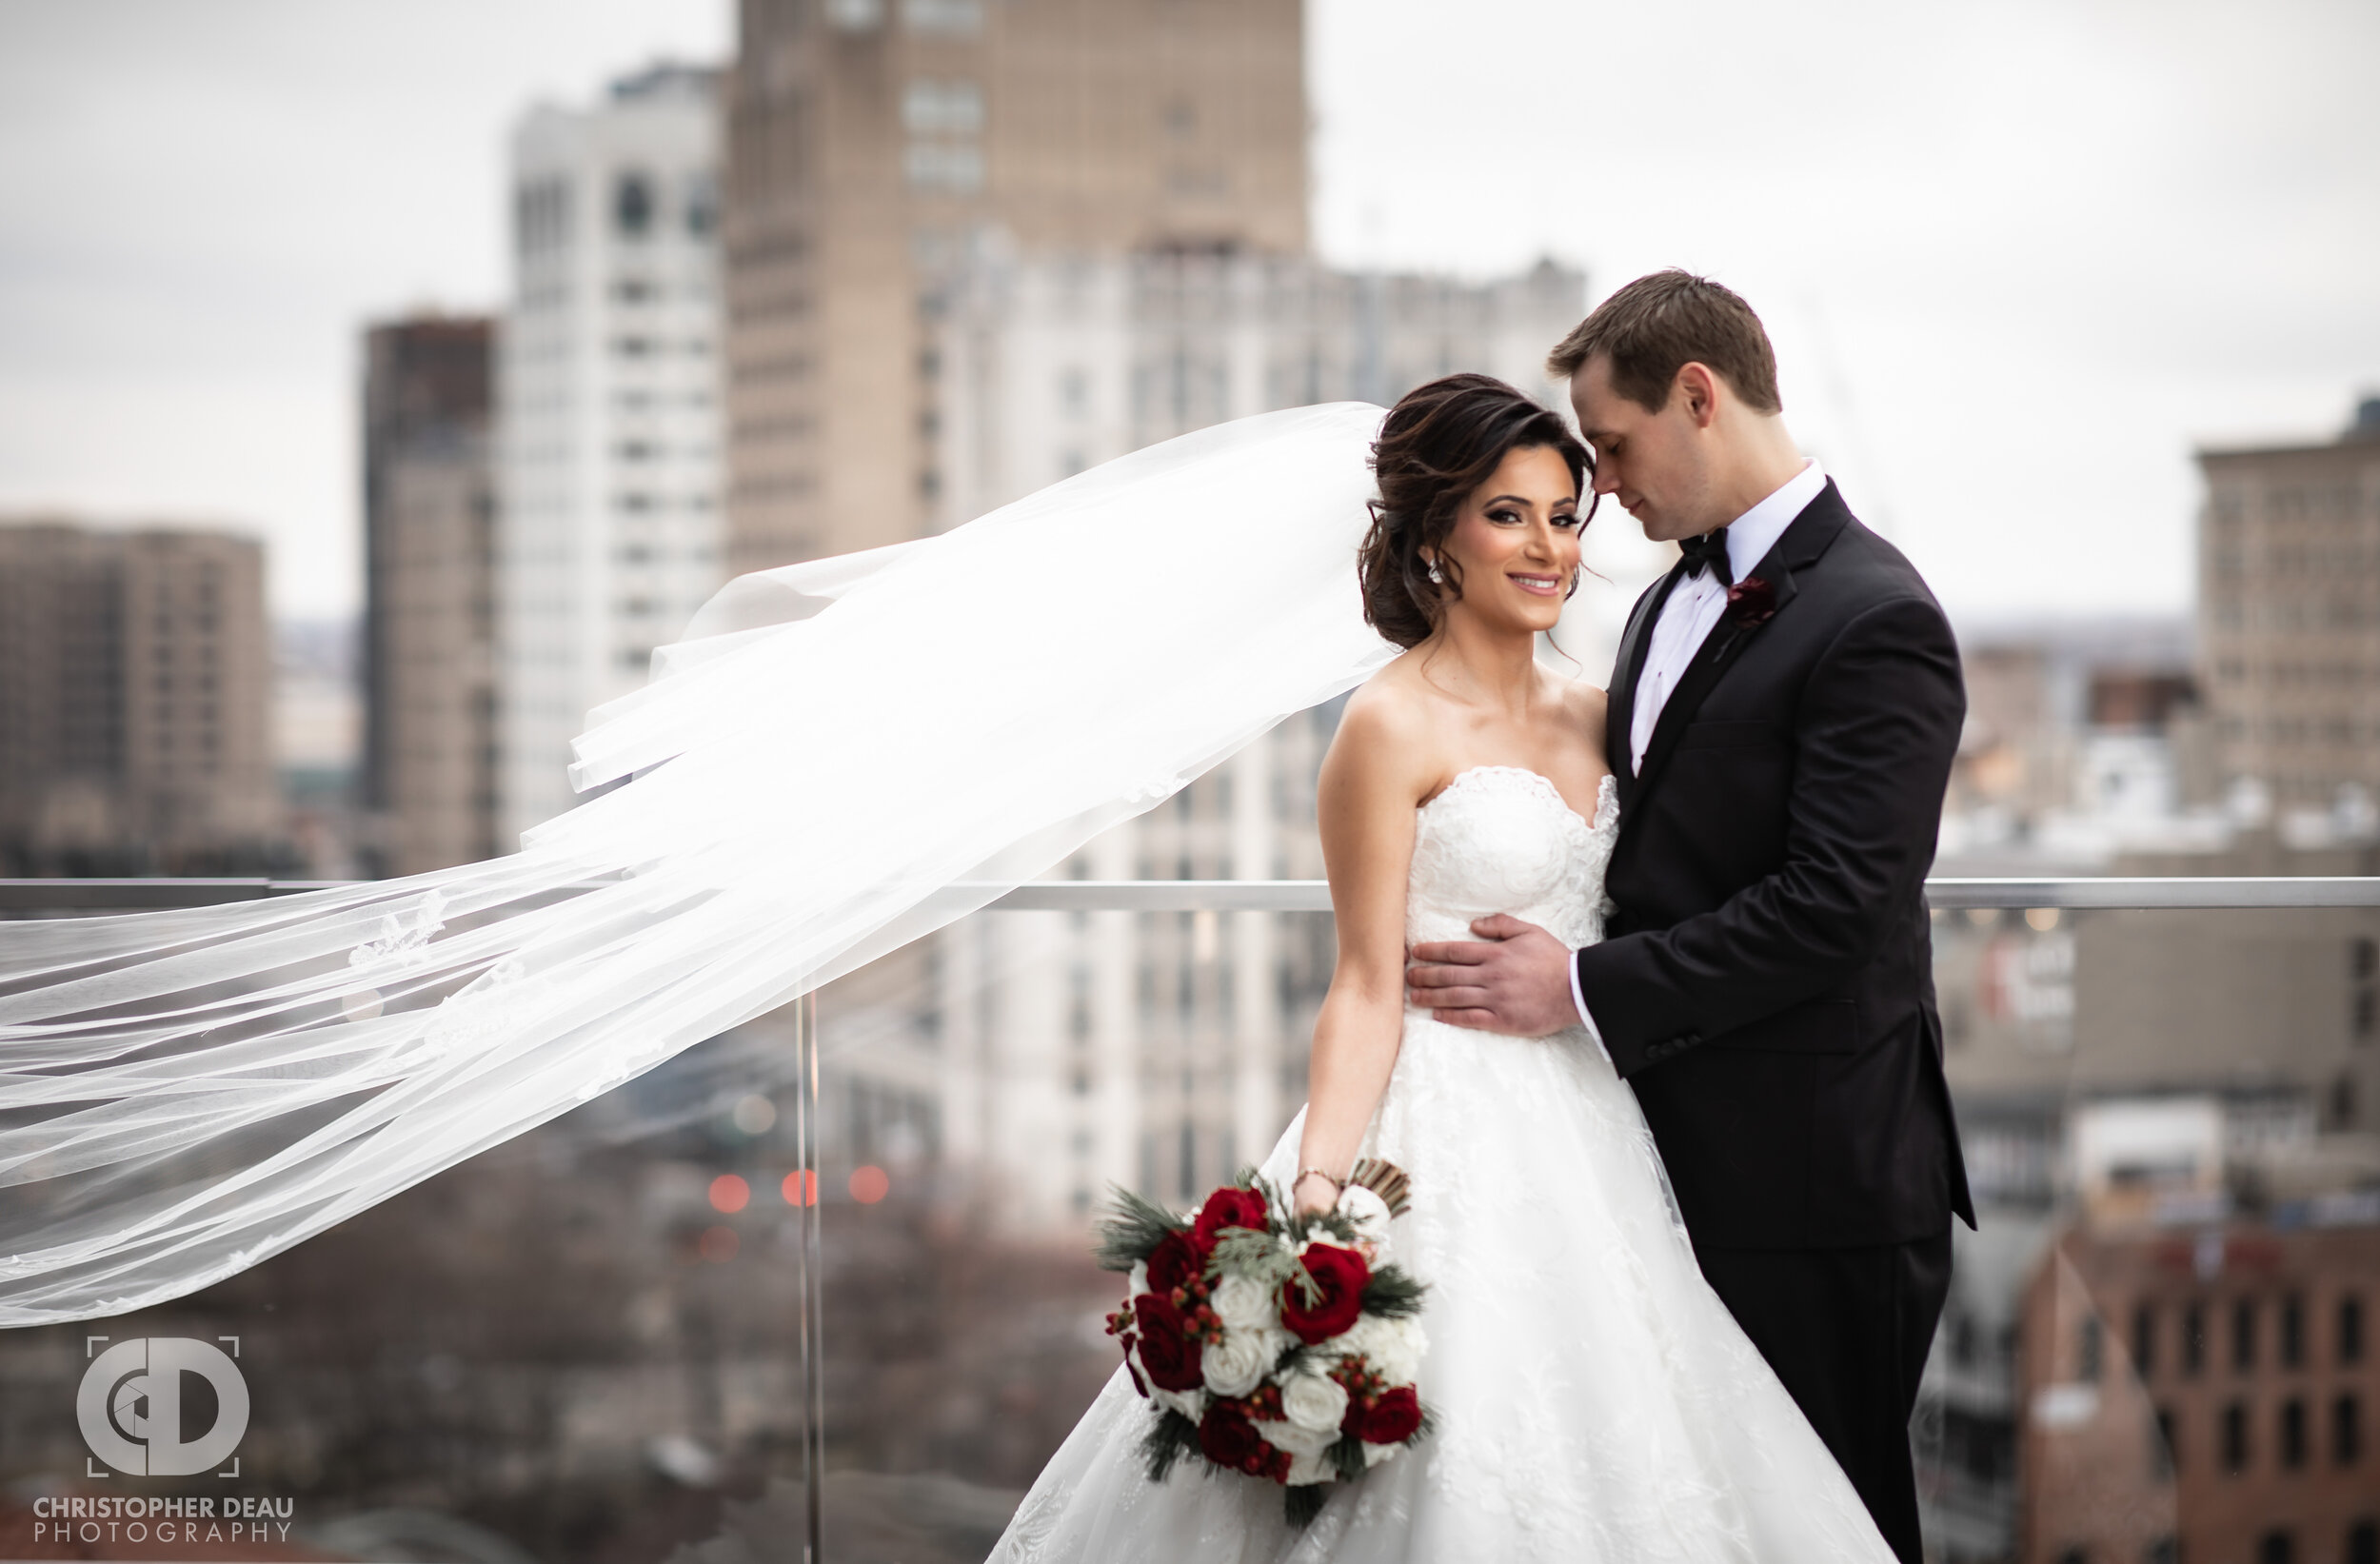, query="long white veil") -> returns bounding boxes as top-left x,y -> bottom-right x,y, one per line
0,404 -> 1394,1326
